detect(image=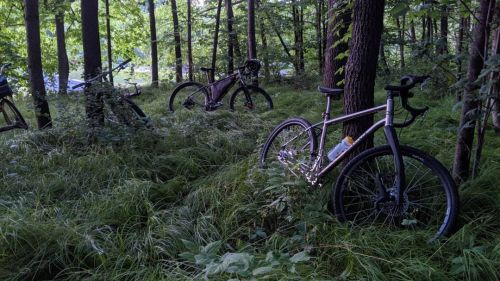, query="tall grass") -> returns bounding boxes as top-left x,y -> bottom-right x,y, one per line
1,85 -> 499,280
